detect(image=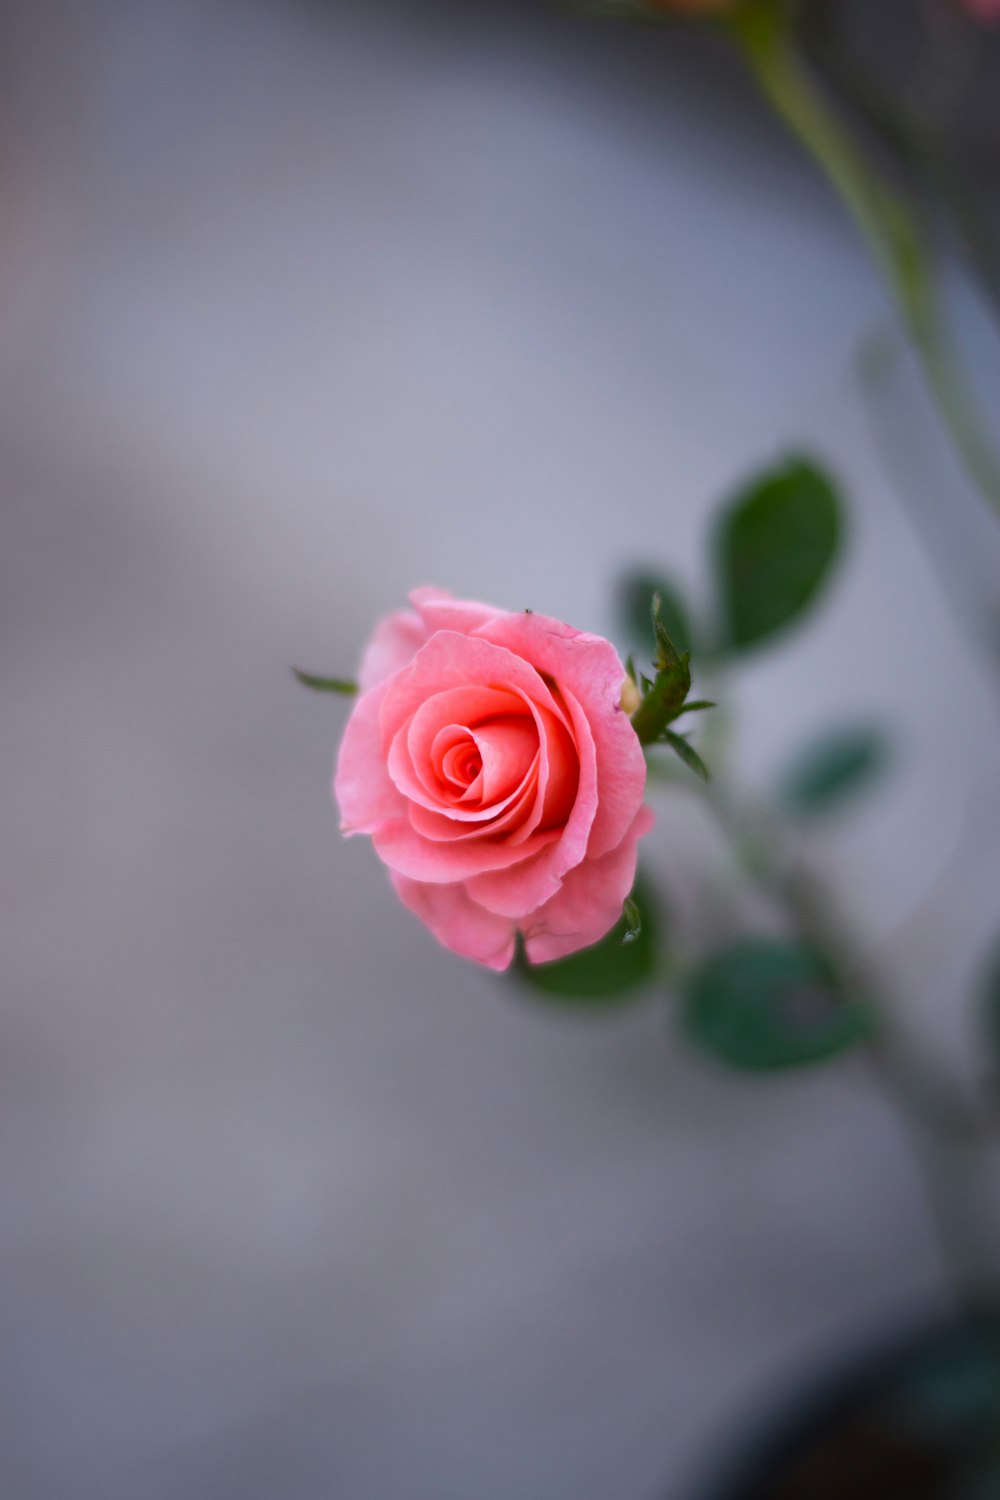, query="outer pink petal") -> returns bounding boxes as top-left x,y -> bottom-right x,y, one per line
390,873 -> 516,971
358,610 -> 430,692
473,612 -> 646,859
334,681 -> 405,834
373,815 -> 559,882
409,586 -> 505,637
522,805 -> 655,965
